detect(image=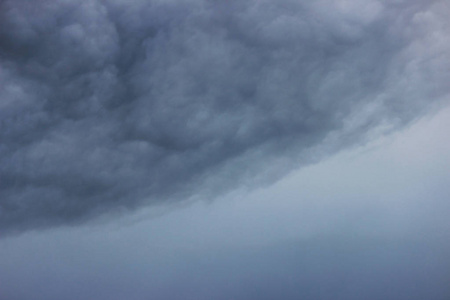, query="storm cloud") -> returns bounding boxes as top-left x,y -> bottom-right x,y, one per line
1,0 -> 449,233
